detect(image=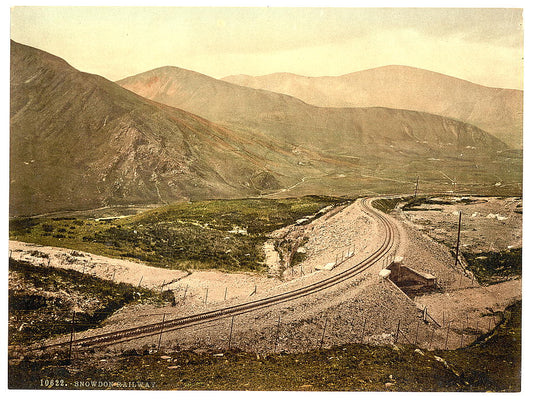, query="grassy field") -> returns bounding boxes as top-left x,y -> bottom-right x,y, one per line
463,248 -> 522,285
8,301 -> 521,391
8,259 -> 174,345
371,197 -> 406,213
10,196 -> 346,274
